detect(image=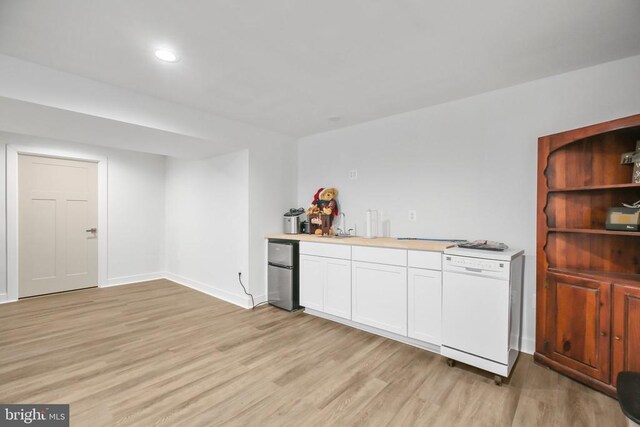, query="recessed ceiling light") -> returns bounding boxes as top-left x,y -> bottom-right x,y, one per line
154,49 -> 178,62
